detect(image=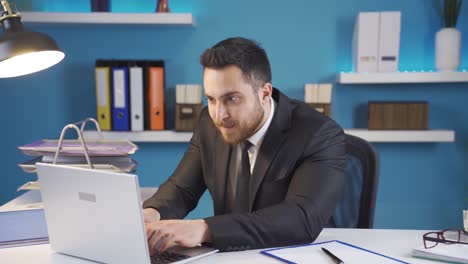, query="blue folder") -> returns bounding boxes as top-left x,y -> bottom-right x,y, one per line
261,240 -> 410,264
0,209 -> 49,248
